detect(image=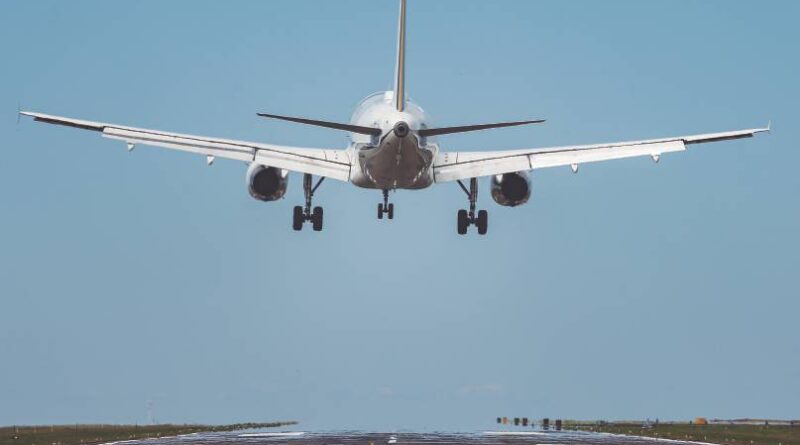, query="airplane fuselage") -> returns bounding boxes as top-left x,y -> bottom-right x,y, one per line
20,0 -> 768,236
347,91 -> 438,190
